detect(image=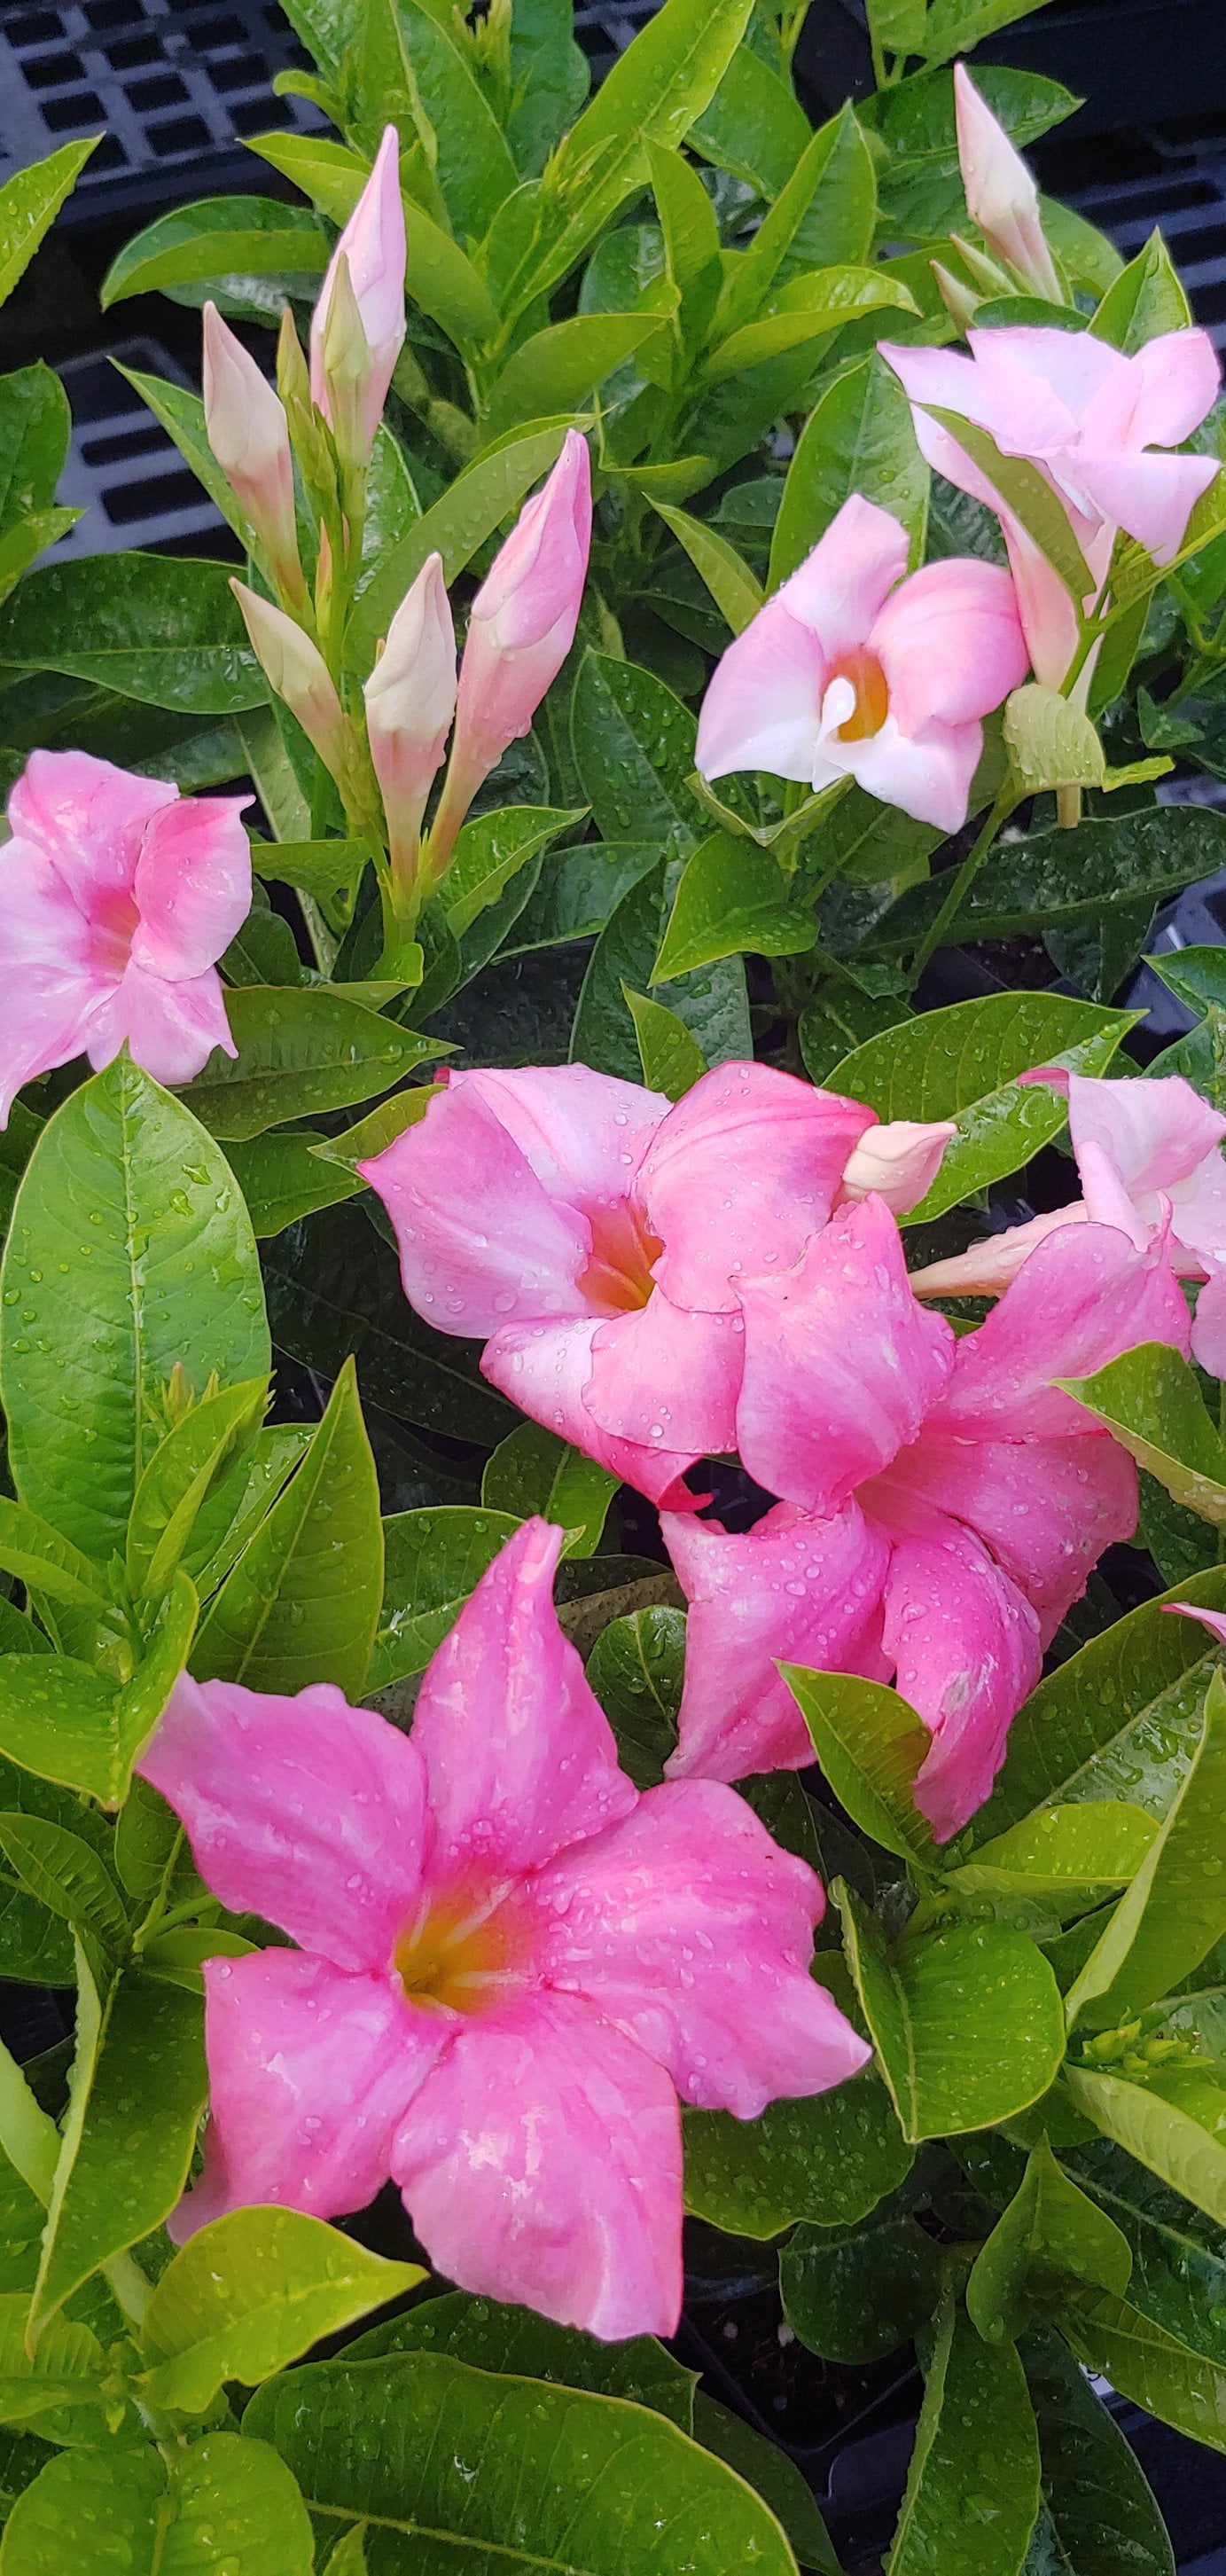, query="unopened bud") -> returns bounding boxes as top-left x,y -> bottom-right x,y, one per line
839,1119 -> 957,1215
954,63 -> 1061,303
310,124 -> 406,463
230,580 -> 346,775
930,260 -> 980,337
364,552 -> 457,915
203,302 -> 306,611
